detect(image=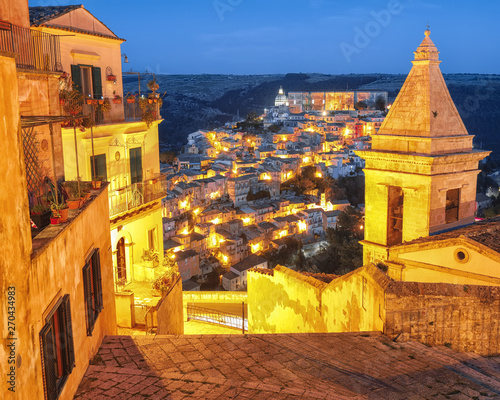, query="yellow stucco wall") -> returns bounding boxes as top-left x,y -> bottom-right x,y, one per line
322,267 -> 385,333
0,52 -> 116,399
110,205 -> 163,283
248,266 -> 327,334
388,242 -> 500,286
247,265 -> 386,335
29,188 -> 117,400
